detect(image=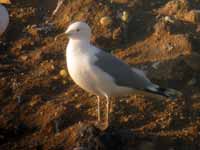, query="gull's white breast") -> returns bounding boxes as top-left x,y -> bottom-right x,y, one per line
0,4 -> 9,36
